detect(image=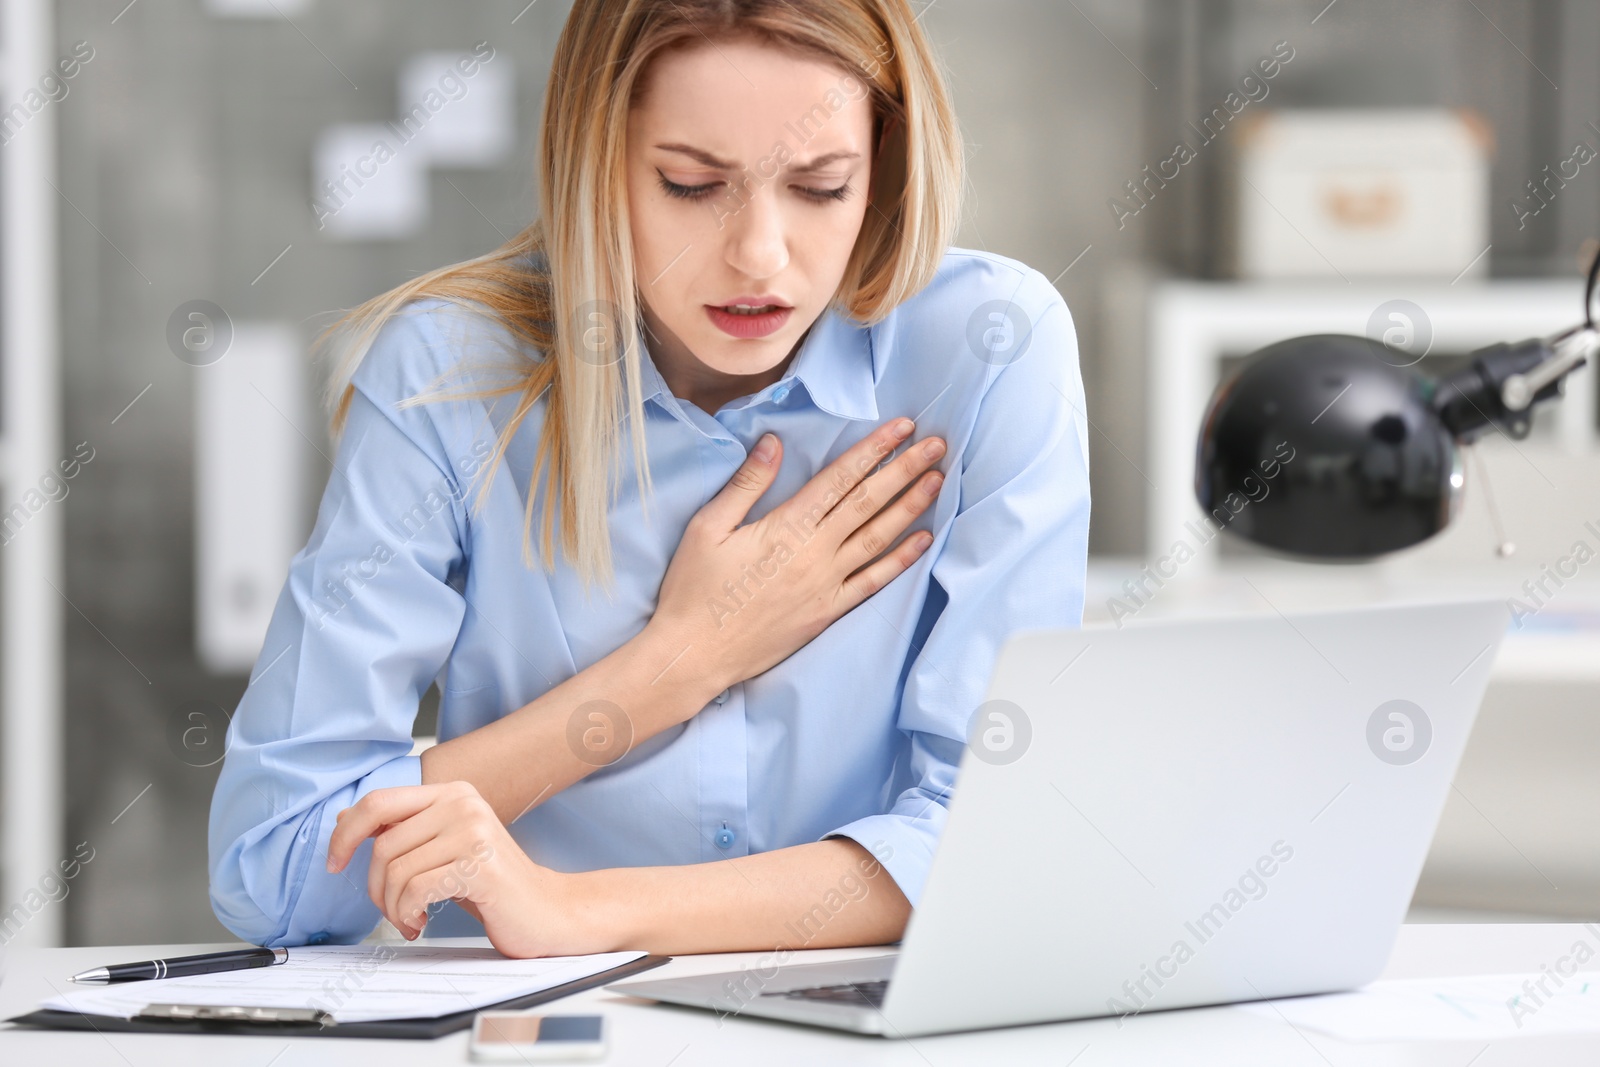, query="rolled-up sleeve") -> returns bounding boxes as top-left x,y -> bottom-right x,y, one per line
826,270 -> 1092,906
208,308 -> 472,946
